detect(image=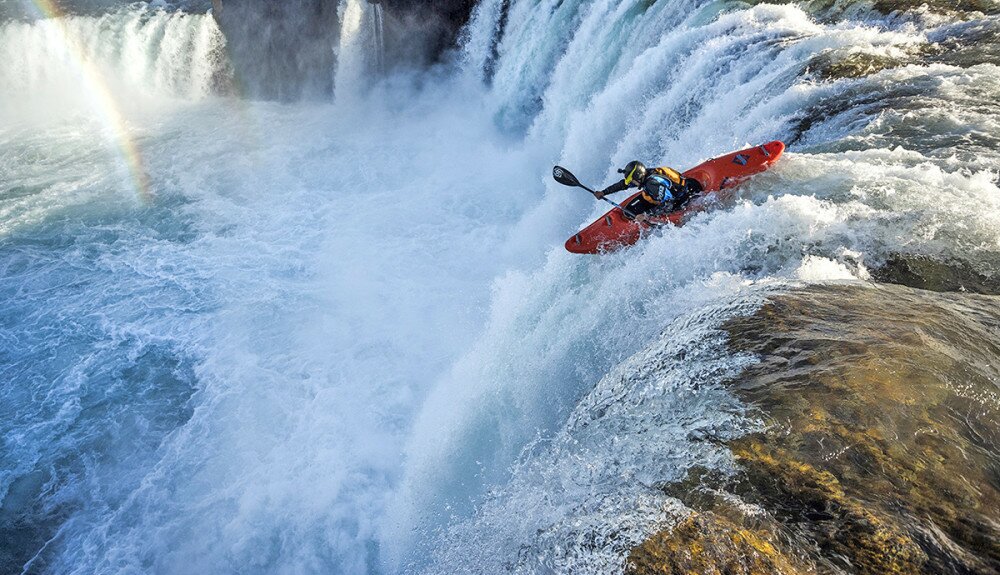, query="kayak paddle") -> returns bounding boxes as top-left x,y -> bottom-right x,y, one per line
552,165 -> 649,223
